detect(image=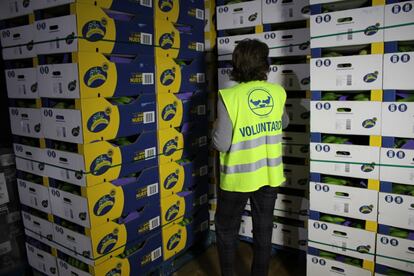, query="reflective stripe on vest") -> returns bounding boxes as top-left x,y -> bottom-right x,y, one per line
220,156 -> 283,174
229,134 -> 282,152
